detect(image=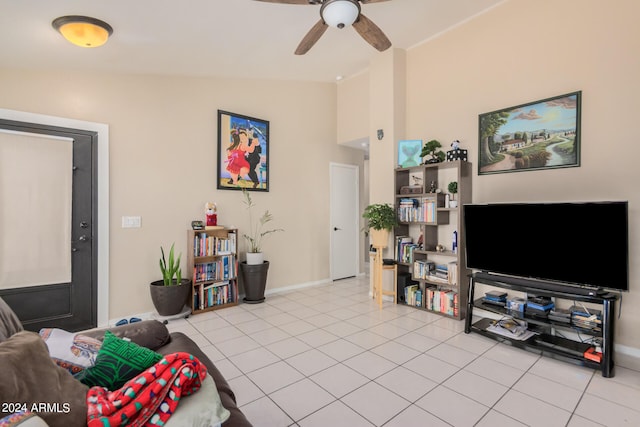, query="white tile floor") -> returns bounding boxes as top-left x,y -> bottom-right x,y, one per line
166,276 -> 640,426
